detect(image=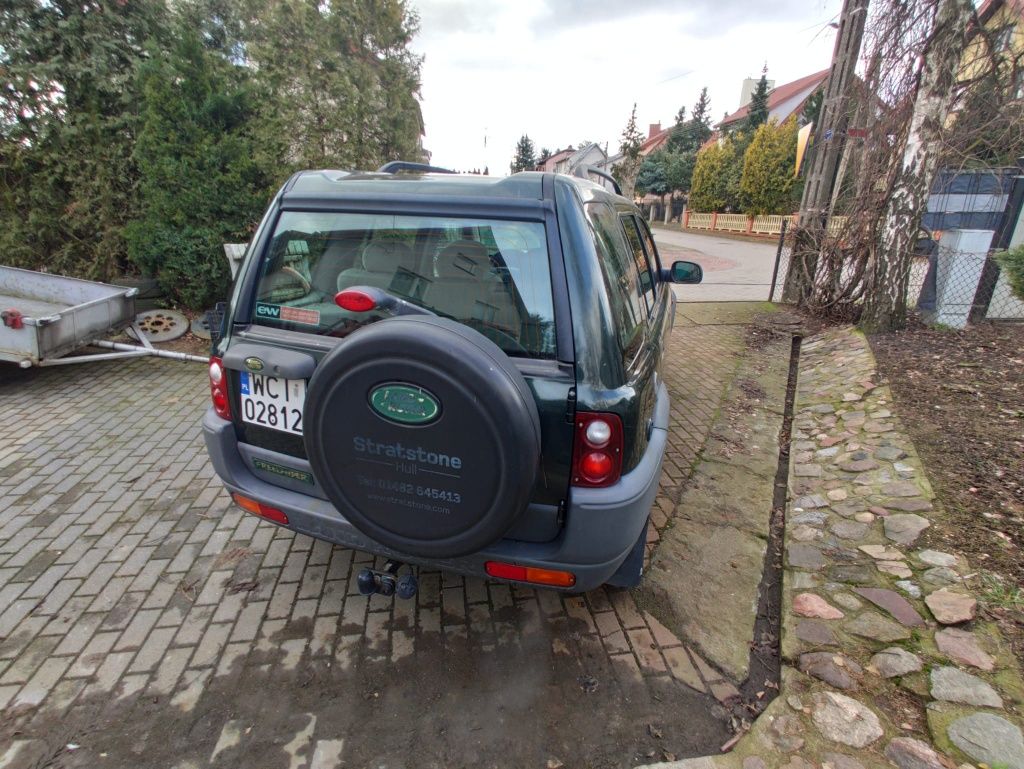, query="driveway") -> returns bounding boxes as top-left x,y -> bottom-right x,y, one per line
0,305 -> 764,769
652,227 -> 780,302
